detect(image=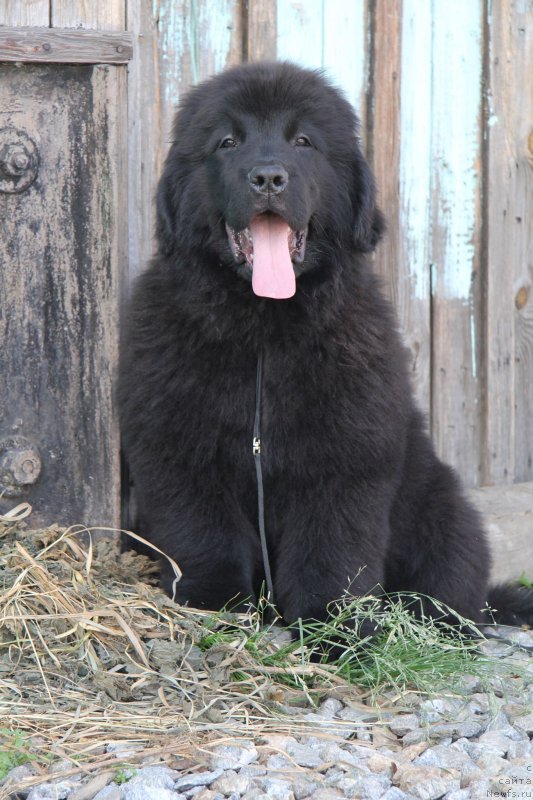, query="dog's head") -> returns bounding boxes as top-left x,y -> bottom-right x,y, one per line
157,62 -> 384,298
